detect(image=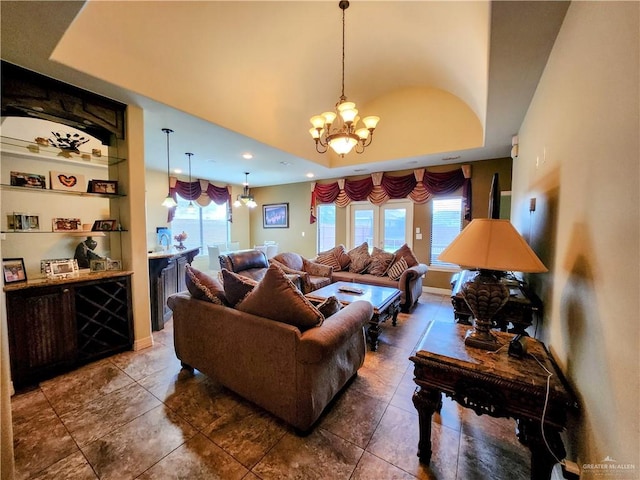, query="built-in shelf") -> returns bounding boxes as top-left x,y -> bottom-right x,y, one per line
1,136 -> 126,168
0,184 -> 126,198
